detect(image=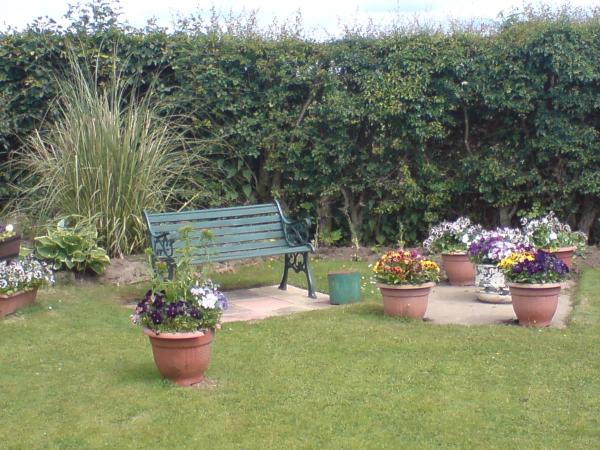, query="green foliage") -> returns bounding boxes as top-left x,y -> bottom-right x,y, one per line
11,52 -> 209,257
1,2 -> 599,246
34,219 -> 110,274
